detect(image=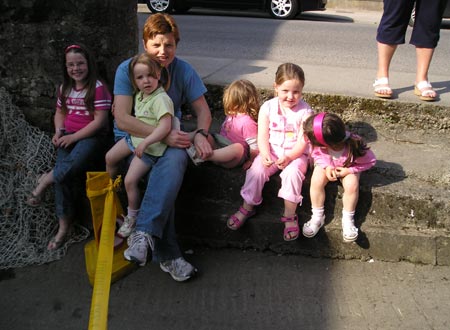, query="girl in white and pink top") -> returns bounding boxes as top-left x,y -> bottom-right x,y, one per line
302,112 -> 376,242
227,63 -> 313,242
187,79 -> 259,169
